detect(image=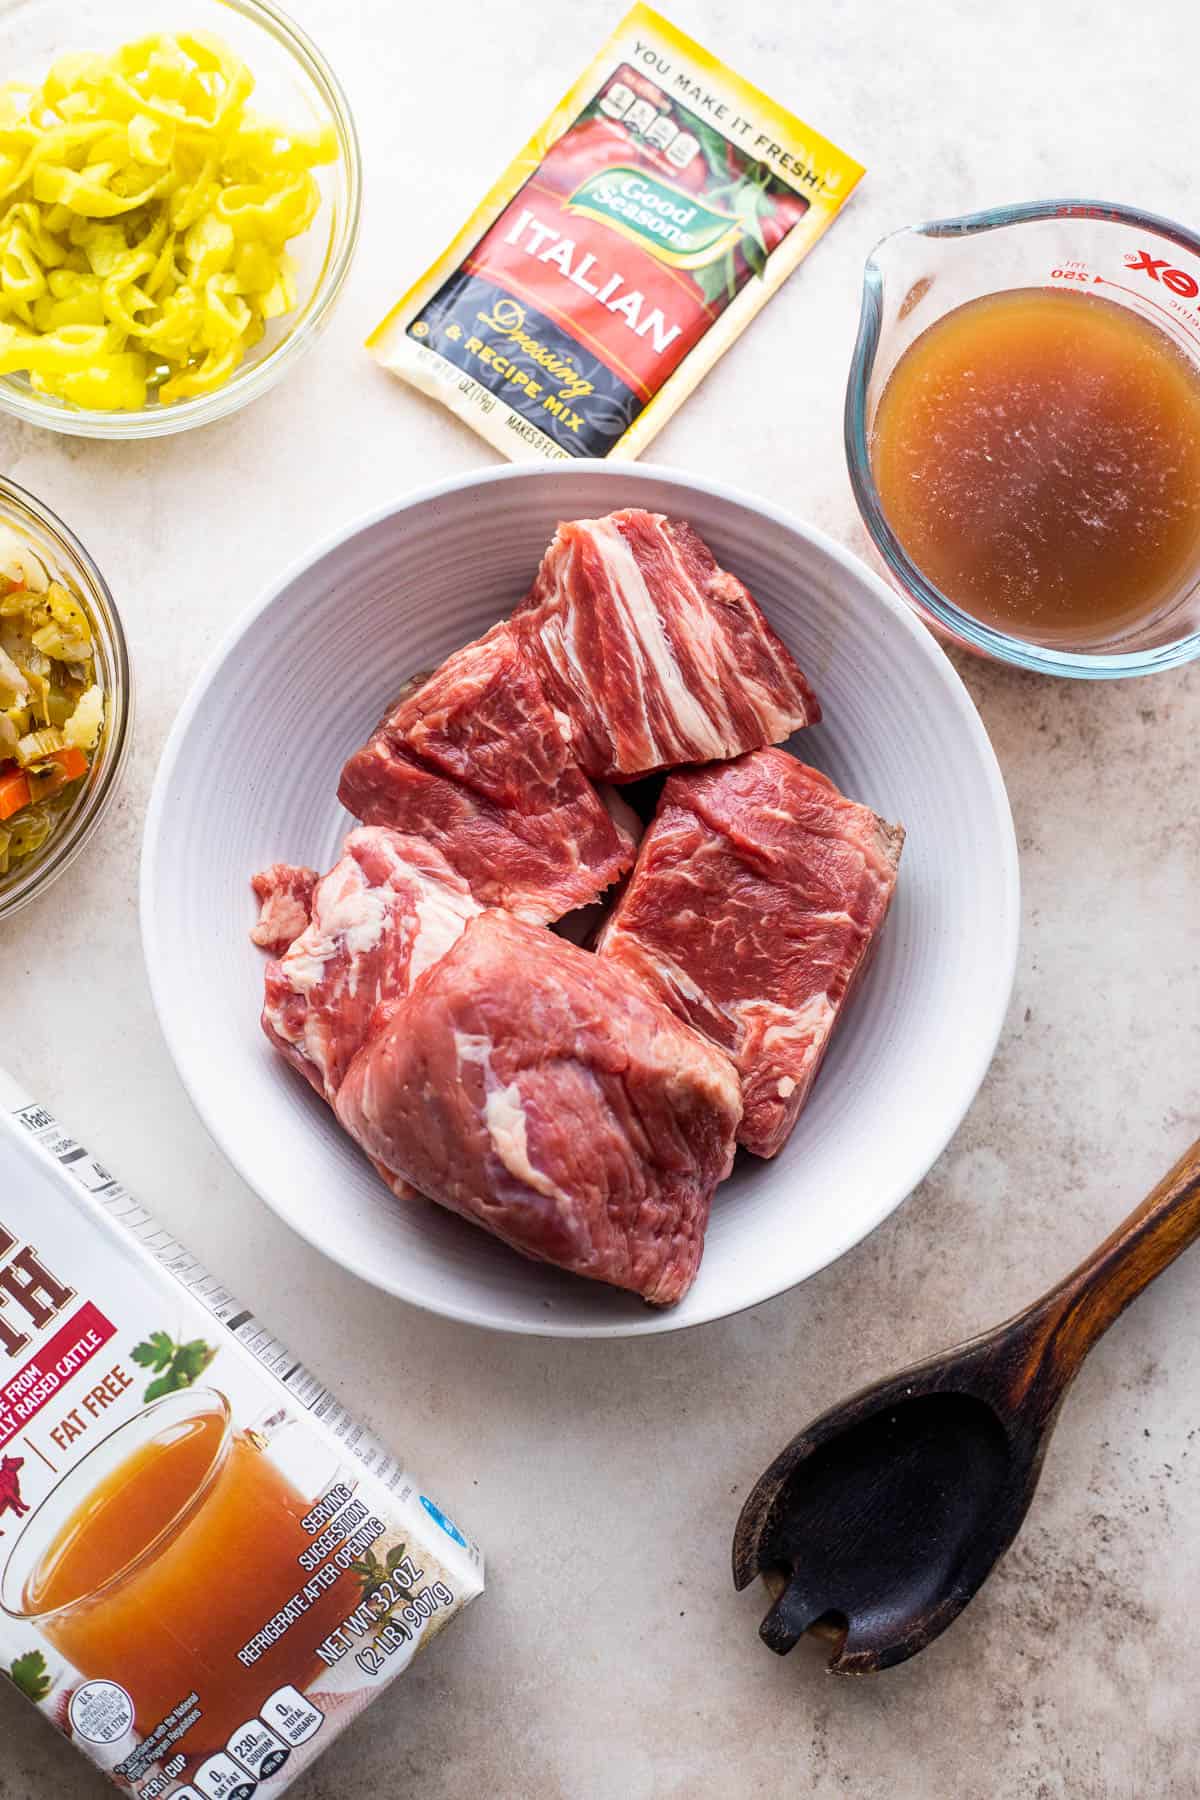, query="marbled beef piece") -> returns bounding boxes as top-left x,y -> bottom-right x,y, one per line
515,509 -> 820,780
334,910 -> 742,1306
597,750 -> 903,1159
249,863 -> 319,954
338,621 -> 634,922
259,827 -> 480,1103
338,510 -> 817,916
